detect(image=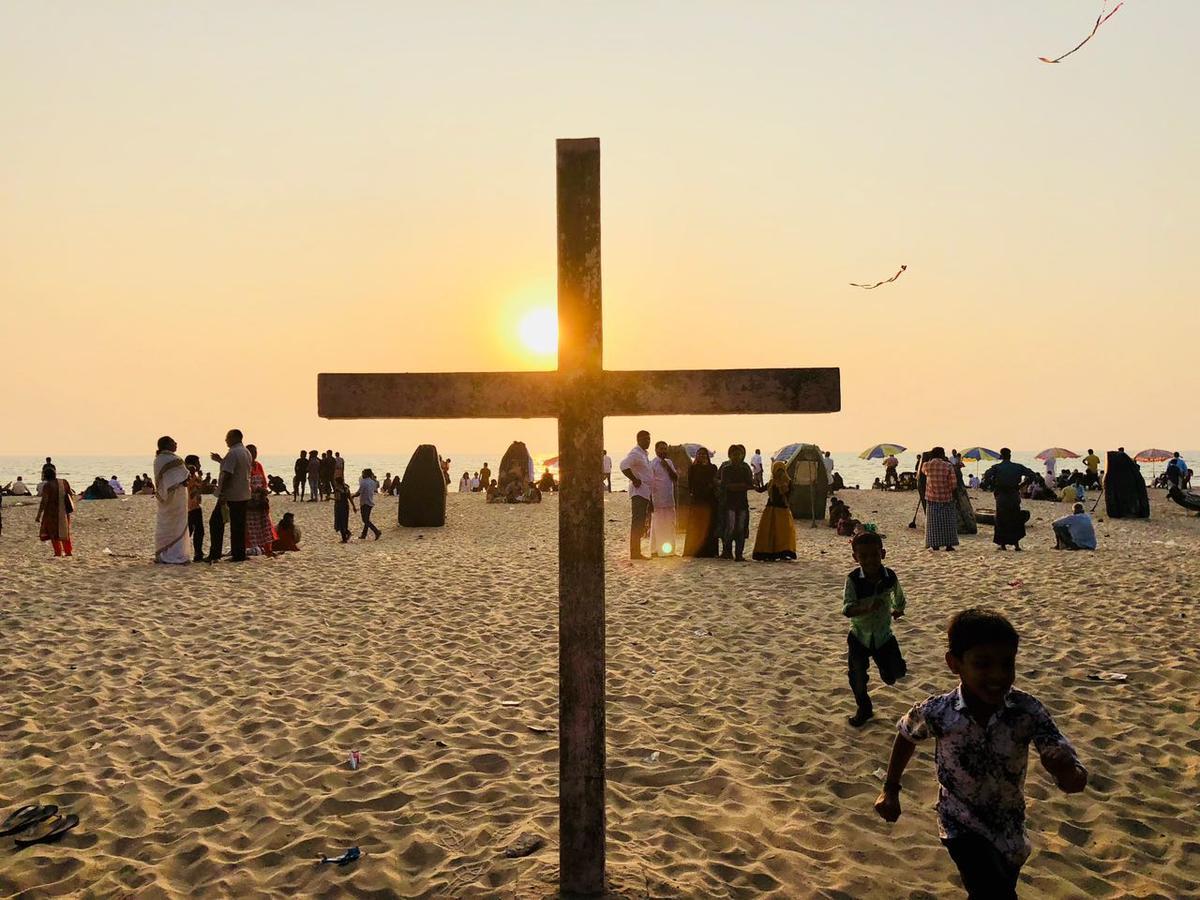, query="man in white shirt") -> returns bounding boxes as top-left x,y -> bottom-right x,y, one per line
6,477 -> 32,496
109,475 -> 125,495
751,449 -> 764,488
601,450 -> 613,492
648,441 -> 679,557
823,451 -> 835,478
620,431 -> 653,560
1043,455 -> 1057,479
